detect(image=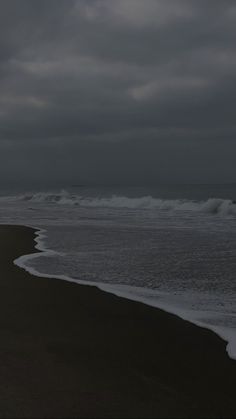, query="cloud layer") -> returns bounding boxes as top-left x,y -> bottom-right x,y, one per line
0,0 -> 236,186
